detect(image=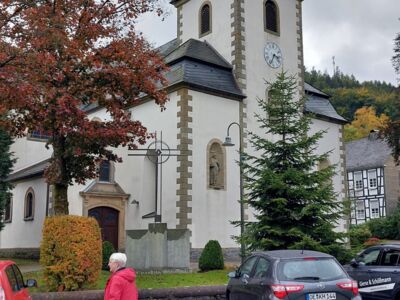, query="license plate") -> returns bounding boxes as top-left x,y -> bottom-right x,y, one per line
307,292 -> 337,300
